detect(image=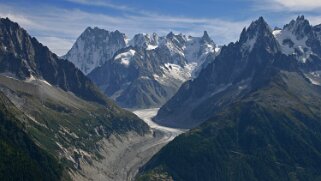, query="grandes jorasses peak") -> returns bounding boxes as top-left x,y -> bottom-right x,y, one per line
64,27 -> 127,74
